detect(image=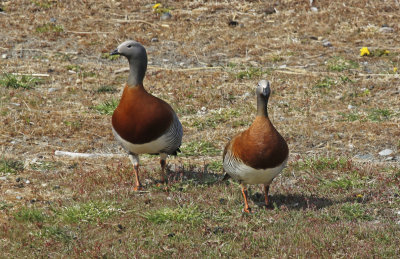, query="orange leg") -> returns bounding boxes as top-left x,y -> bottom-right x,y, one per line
241,184 -> 251,213
133,164 -> 142,191
129,154 -> 142,191
264,184 -> 270,207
